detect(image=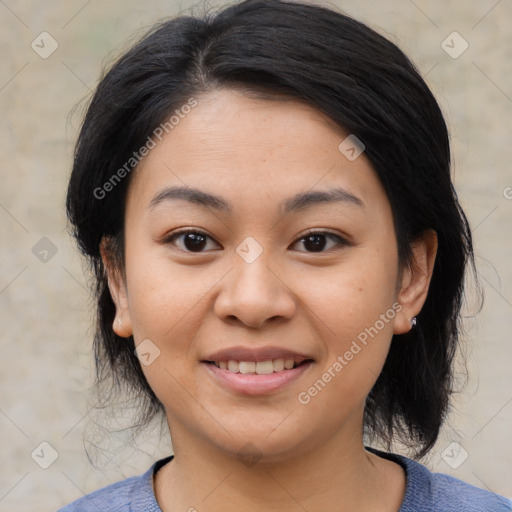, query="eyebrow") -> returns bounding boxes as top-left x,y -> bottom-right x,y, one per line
149,185 -> 364,214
